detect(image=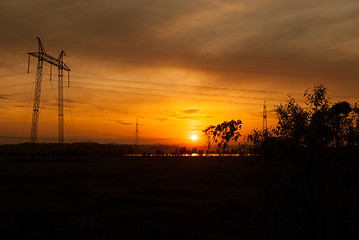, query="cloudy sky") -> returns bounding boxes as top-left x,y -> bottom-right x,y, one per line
1,0 -> 359,145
